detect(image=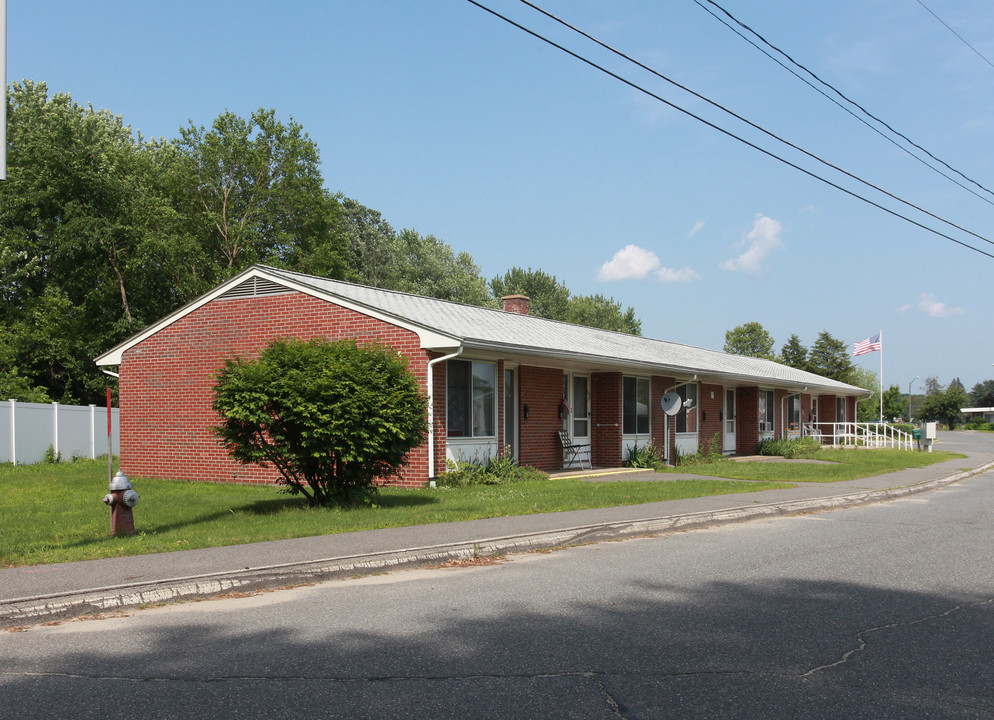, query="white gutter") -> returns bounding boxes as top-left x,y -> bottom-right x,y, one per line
426,346 -> 463,479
